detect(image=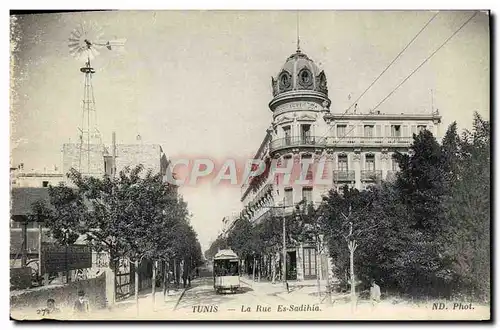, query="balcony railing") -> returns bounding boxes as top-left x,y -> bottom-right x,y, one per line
361,170 -> 382,181
270,135 -> 413,153
270,136 -> 317,151
333,170 -> 355,182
